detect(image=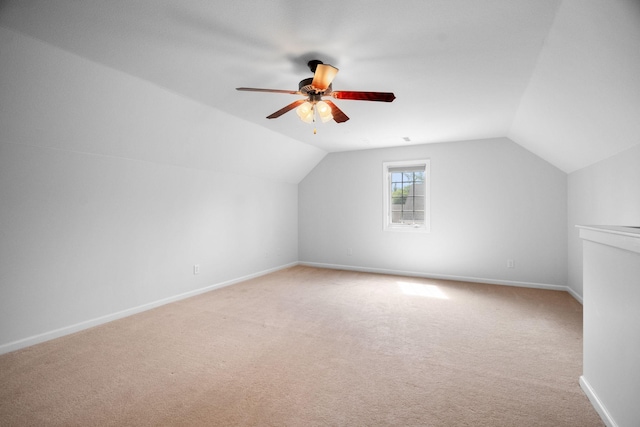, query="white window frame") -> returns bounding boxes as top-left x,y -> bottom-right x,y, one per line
382,159 -> 431,233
